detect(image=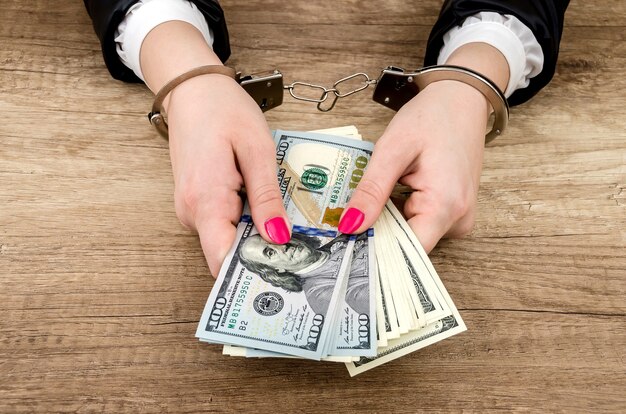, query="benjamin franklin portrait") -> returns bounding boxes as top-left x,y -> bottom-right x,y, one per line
239,232 -> 370,315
